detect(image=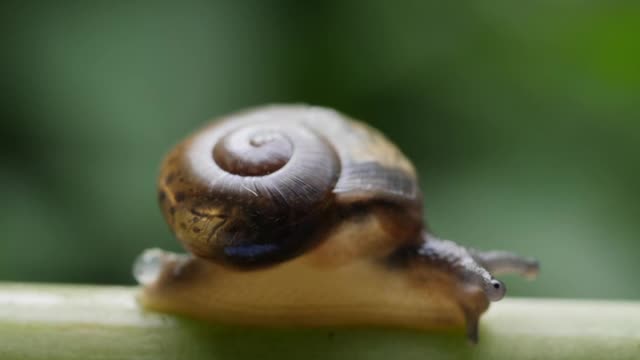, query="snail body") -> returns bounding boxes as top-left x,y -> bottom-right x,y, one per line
138,105 -> 538,342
